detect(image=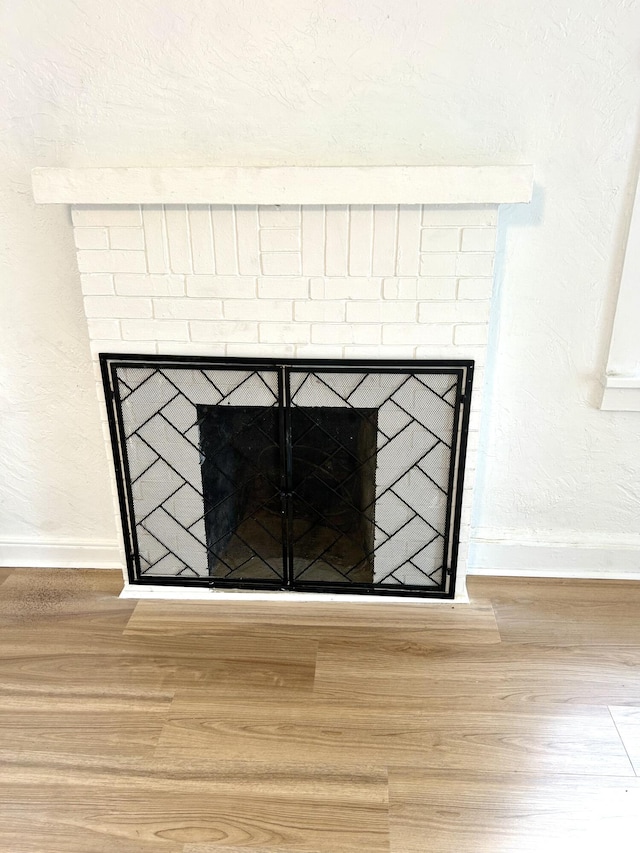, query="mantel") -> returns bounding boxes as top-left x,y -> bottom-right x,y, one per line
32,165 -> 533,205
